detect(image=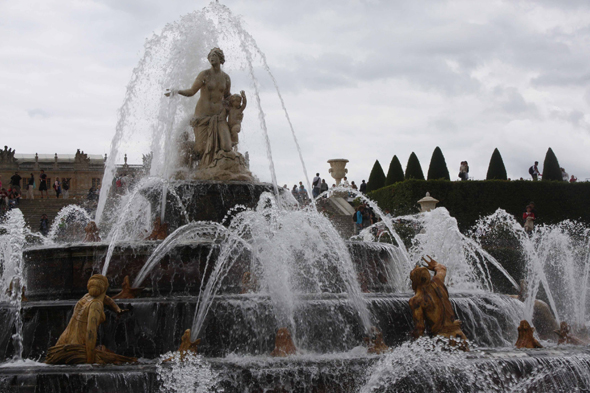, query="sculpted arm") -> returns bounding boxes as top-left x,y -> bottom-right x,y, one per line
104,296 -> 122,313
240,90 -> 247,111
86,304 -> 101,363
409,297 -> 425,339
423,256 -> 446,284
177,71 -> 207,97
224,74 -> 231,100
